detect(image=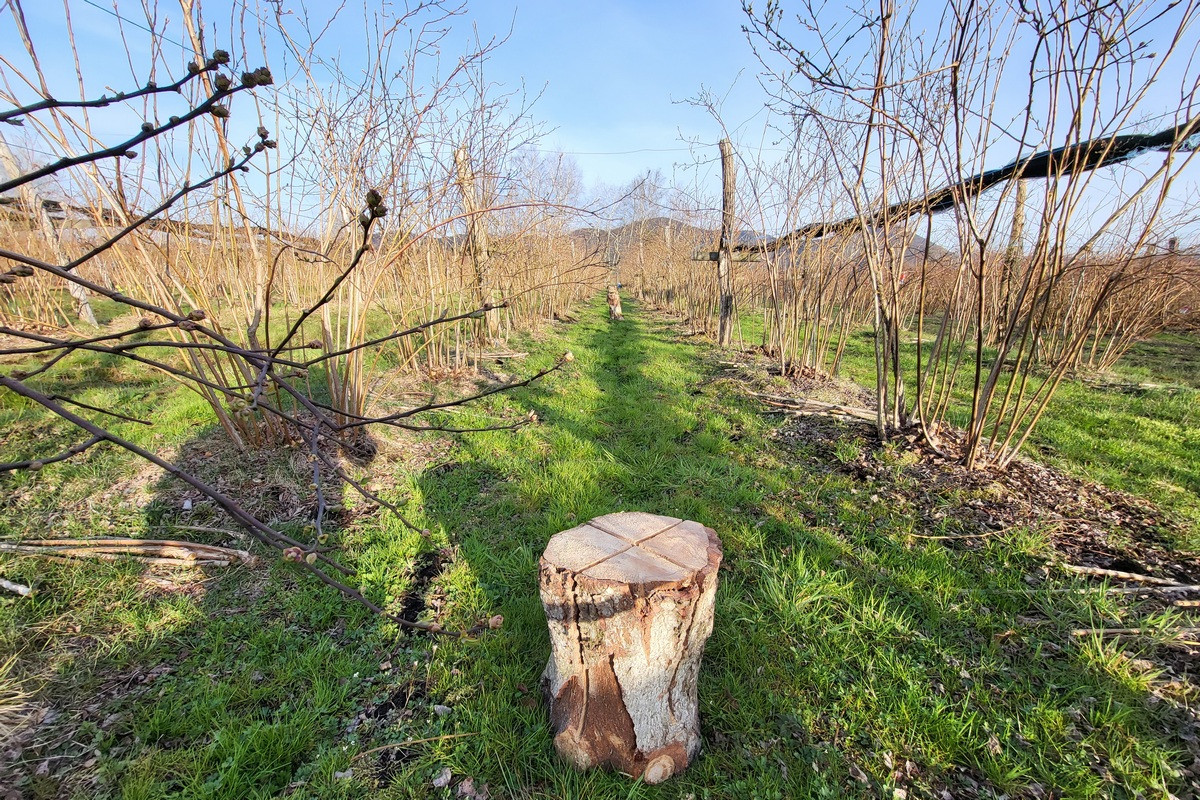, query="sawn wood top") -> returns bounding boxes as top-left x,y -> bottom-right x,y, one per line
542,511 -> 714,584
